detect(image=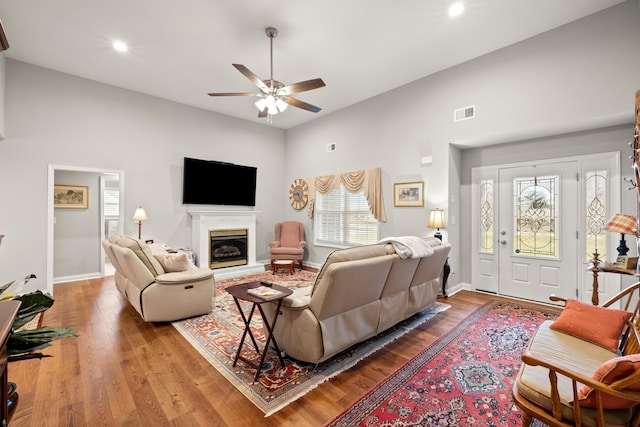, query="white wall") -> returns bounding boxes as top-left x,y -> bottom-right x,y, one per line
0,60 -> 286,291
53,170 -> 102,279
286,0 -> 640,286
1,1 -> 639,293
